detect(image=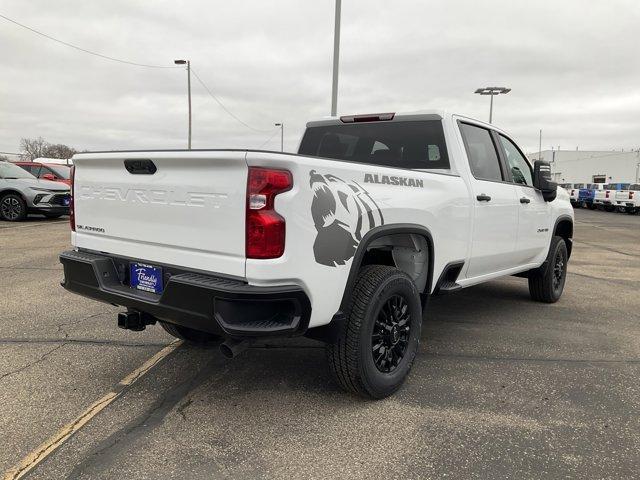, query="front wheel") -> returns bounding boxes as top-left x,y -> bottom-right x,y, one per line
528,236 -> 568,303
0,194 -> 27,221
326,265 -> 422,399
